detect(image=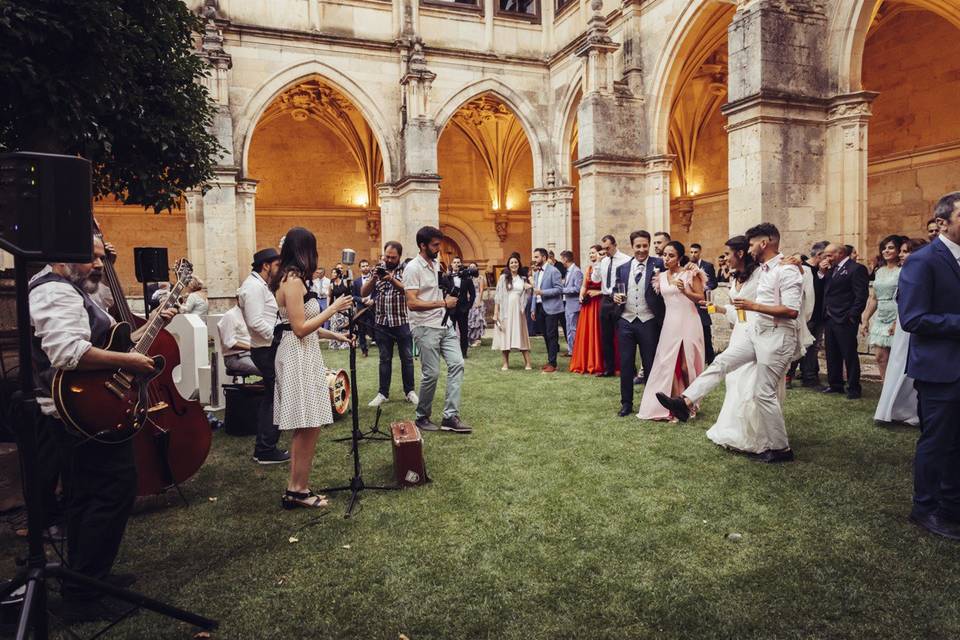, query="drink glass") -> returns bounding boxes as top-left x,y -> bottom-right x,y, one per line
705,290 -> 716,314
614,282 -> 626,304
